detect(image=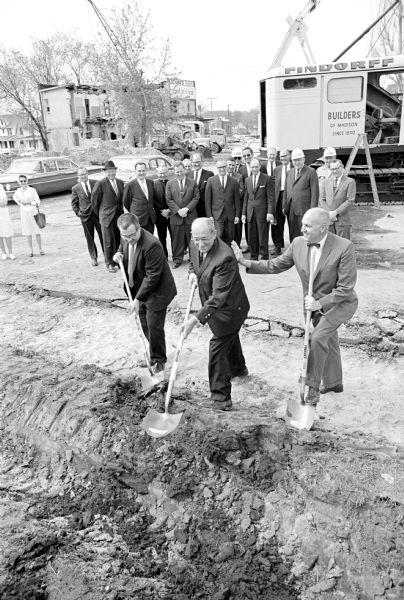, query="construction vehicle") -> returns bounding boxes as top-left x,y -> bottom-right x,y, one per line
259,0 -> 404,201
